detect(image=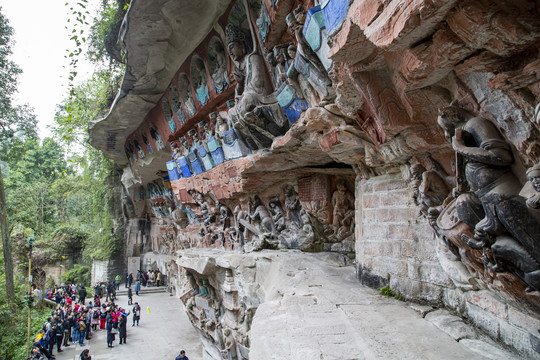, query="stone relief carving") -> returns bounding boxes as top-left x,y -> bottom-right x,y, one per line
431,105 -> 540,294
208,37 -> 229,94
286,5 -> 335,106
191,56 -> 210,106
331,180 -> 354,238
410,157 -> 454,226
178,268 -> 252,360
150,123 -> 165,151
226,24 -> 289,151
161,96 -> 176,133
179,73 -> 197,118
